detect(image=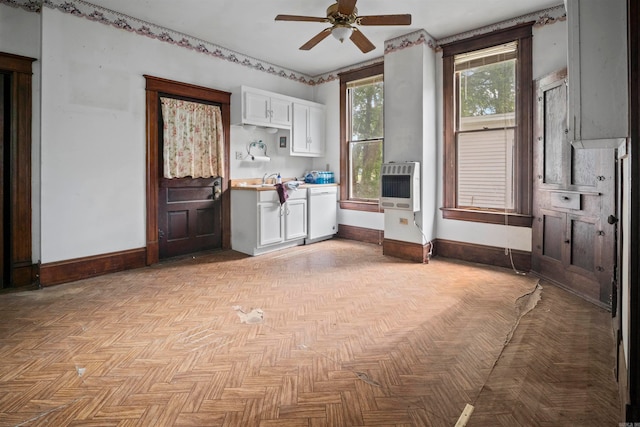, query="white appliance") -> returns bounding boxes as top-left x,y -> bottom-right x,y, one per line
306,185 -> 338,243
379,161 -> 421,211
